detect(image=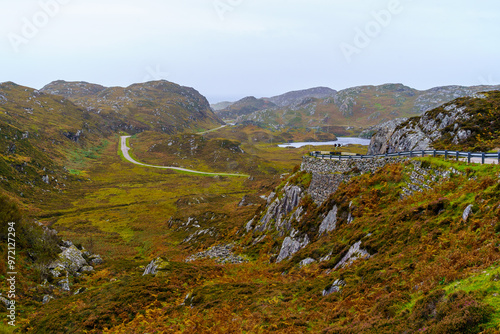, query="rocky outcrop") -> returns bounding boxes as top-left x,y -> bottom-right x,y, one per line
143,257 -> 170,276
254,184 -> 303,233
276,234 -> 310,263
366,118 -> 409,155
185,245 -> 246,264
334,241 -> 371,270
367,97 -> 481,155
322,279 -> 345,296
462,204 -> 474,222
299,258 -> 316,267
318,206 -> 338,236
